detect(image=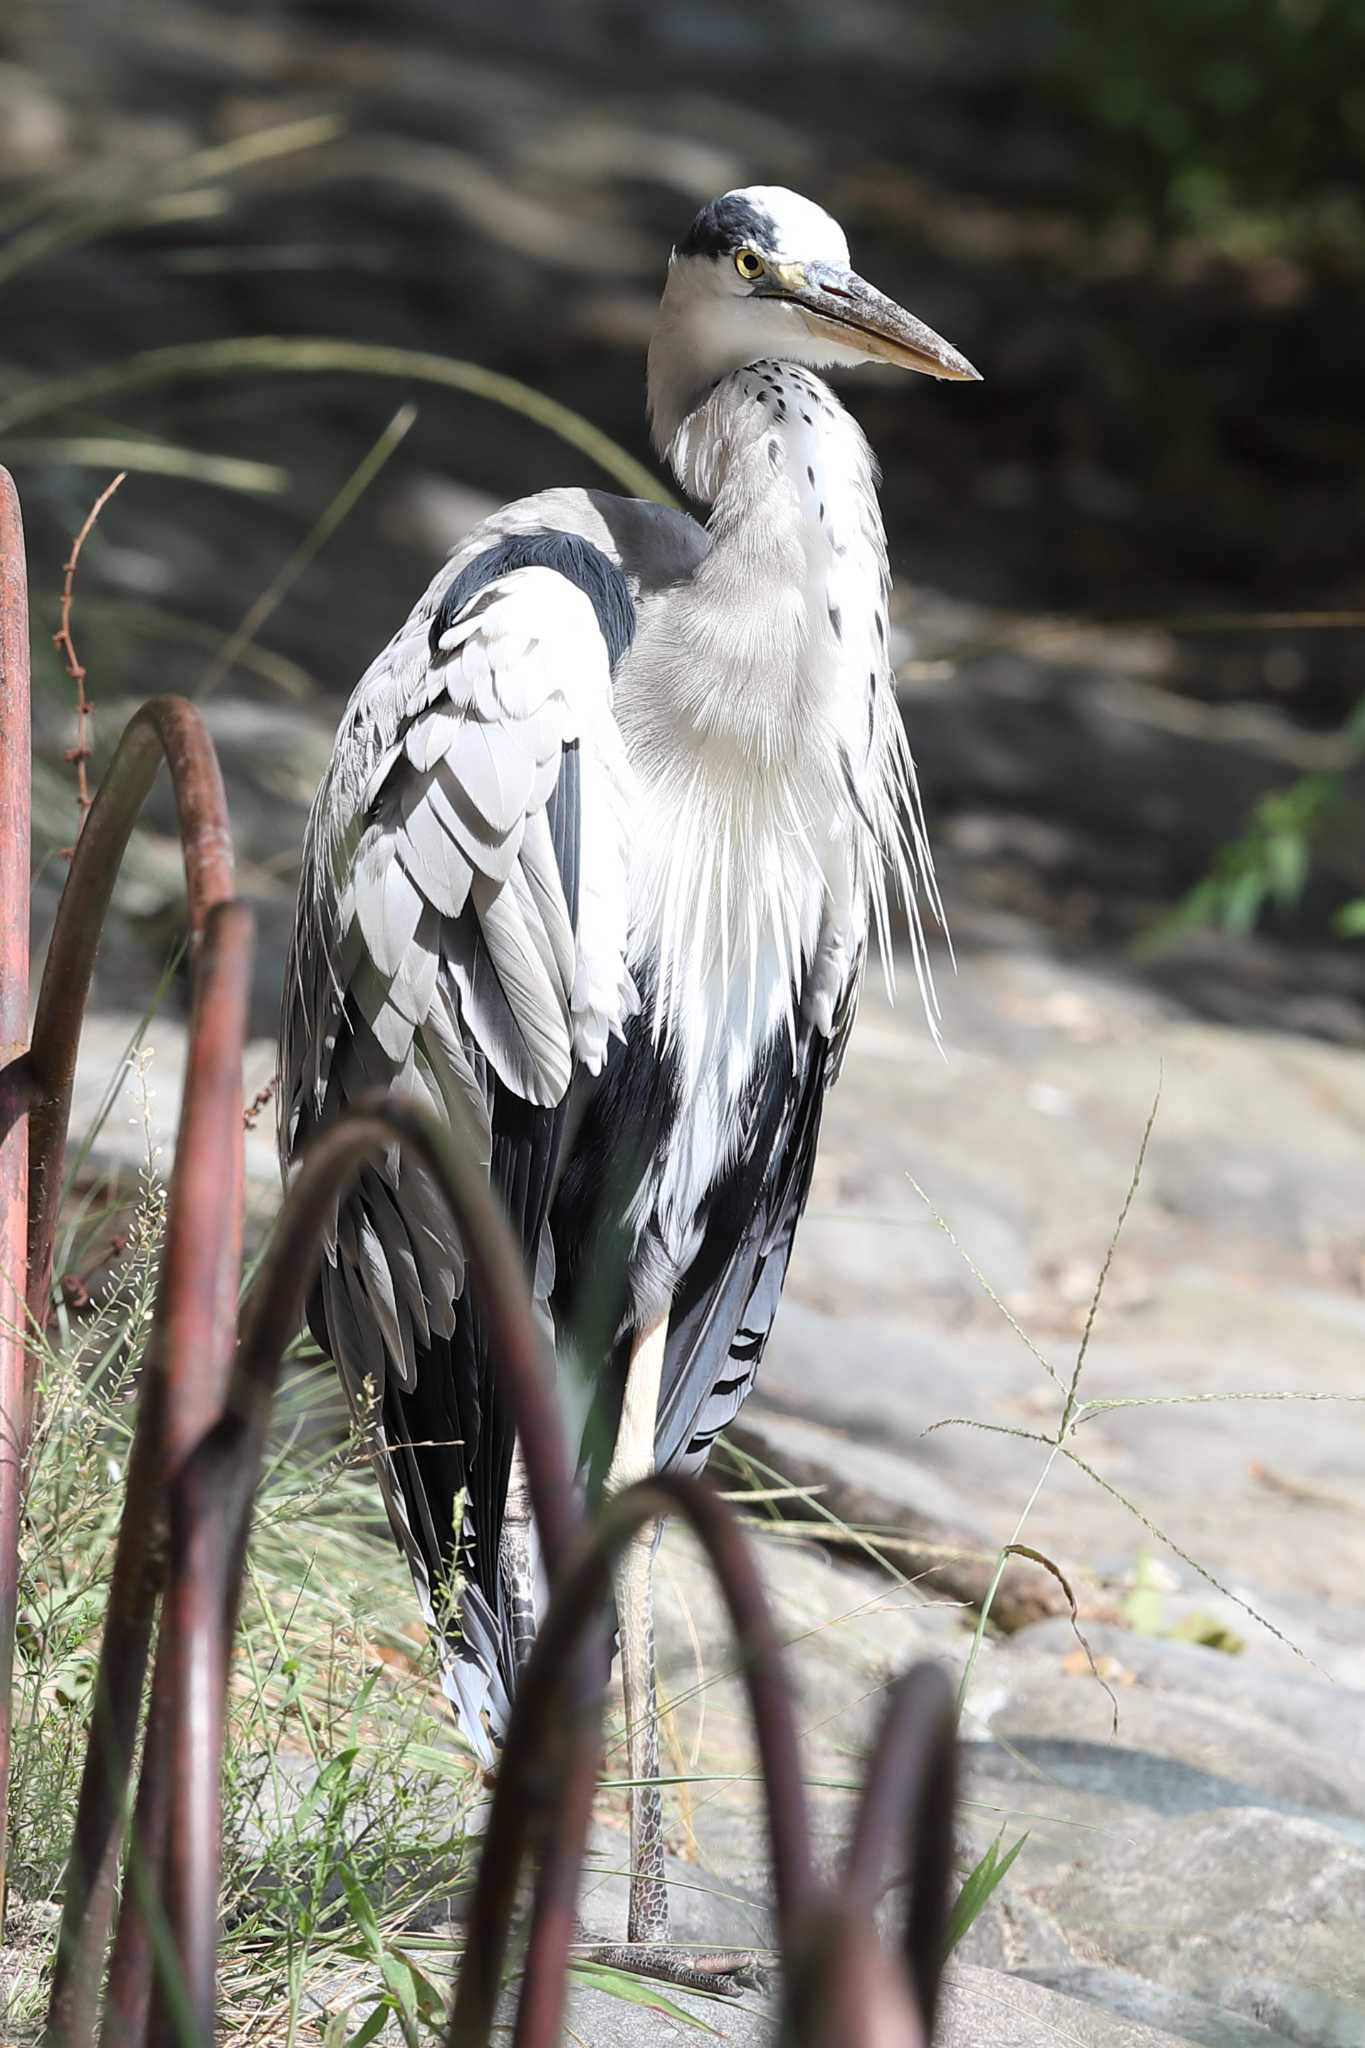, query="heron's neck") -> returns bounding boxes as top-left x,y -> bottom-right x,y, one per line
623,361 -> 937,1079
661,360 -> 889,756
